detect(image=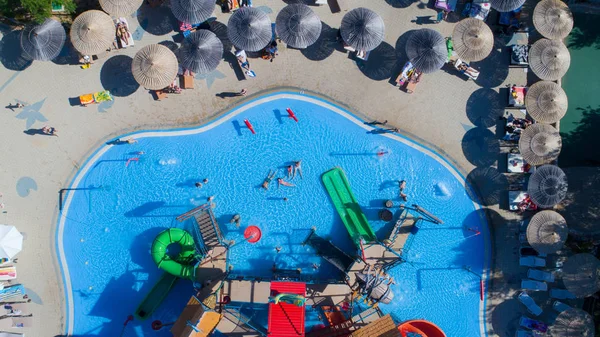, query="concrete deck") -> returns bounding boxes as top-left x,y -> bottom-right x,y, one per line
0,0 -> 532,335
